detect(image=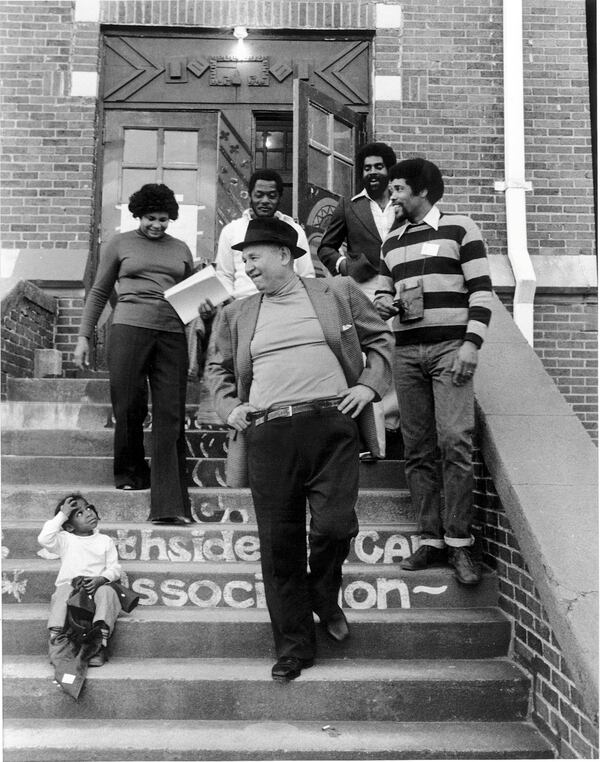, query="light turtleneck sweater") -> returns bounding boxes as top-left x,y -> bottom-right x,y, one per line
249,274 -> 346,409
